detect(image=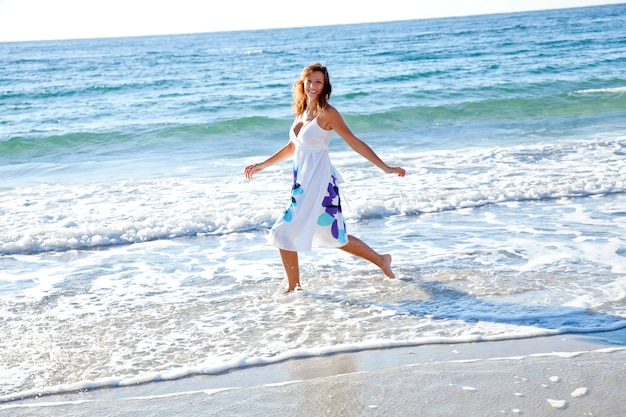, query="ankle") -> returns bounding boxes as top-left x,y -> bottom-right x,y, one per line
286,283 -> 302,293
